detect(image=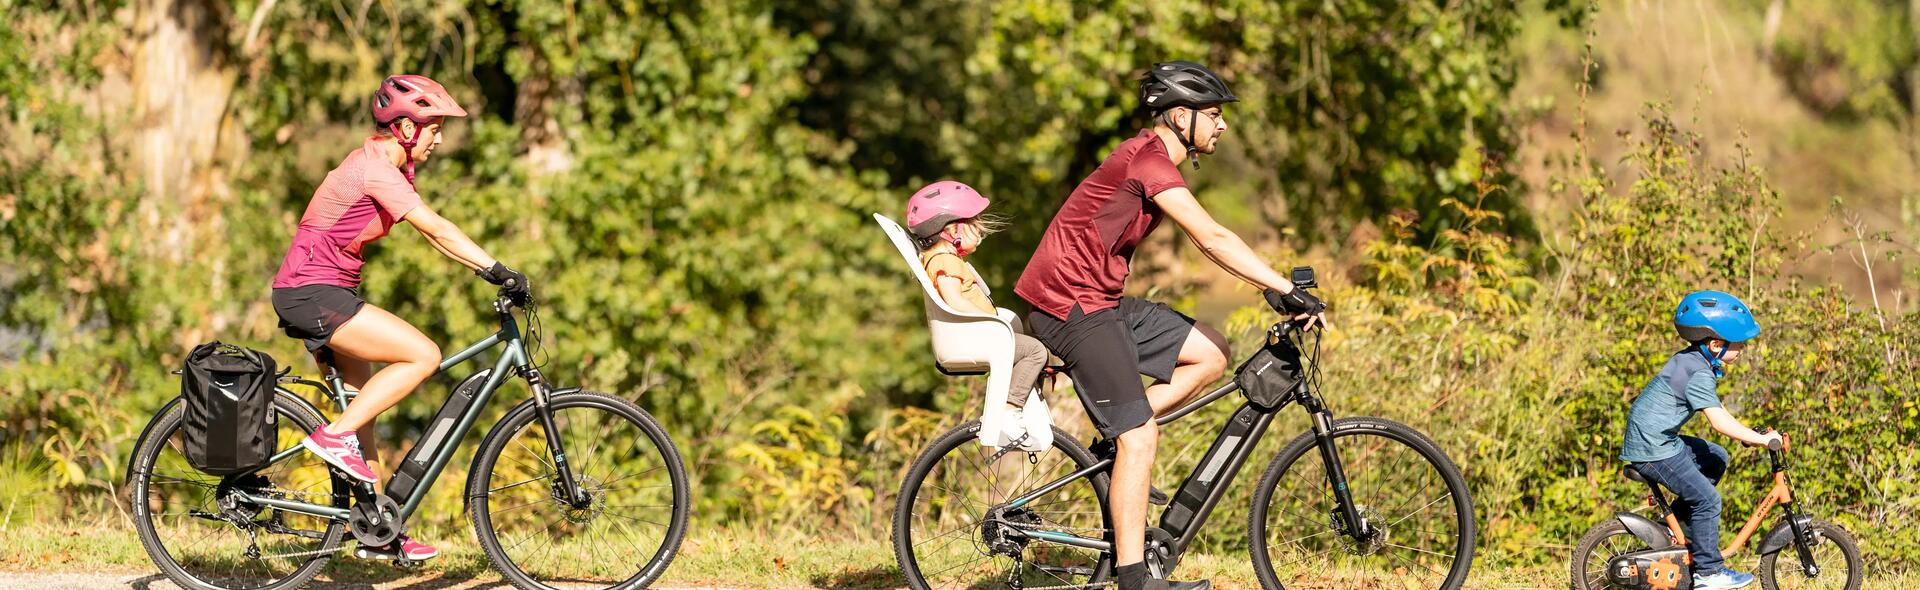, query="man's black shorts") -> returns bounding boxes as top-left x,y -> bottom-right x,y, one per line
1028,297 -> 1197,439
